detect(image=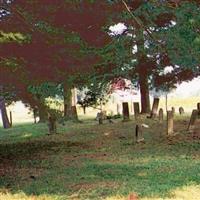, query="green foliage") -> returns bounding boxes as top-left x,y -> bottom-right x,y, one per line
0,31 -> 29,43
28,83 -> 62,99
